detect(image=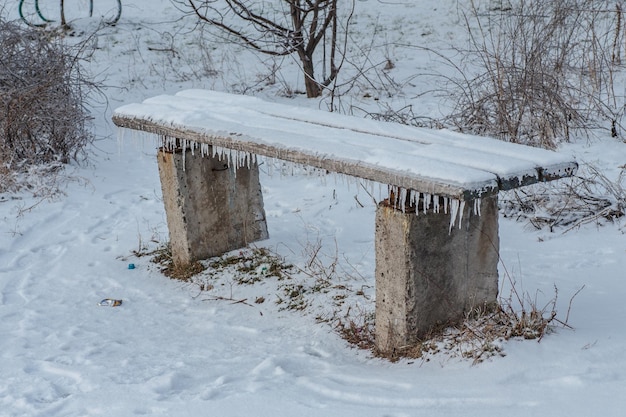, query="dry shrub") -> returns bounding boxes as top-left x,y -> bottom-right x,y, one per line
333,273 -> 580,365
500,163 -> 626,231
446,0 -> 625,148
408,302 -> 554,365
361,284 -> 576,365
0,18 -> 94,179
